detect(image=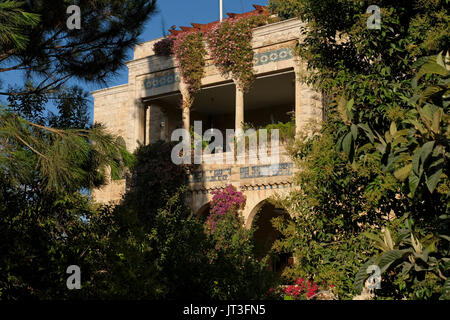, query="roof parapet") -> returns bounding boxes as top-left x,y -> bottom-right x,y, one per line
168,4 -> 270,37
